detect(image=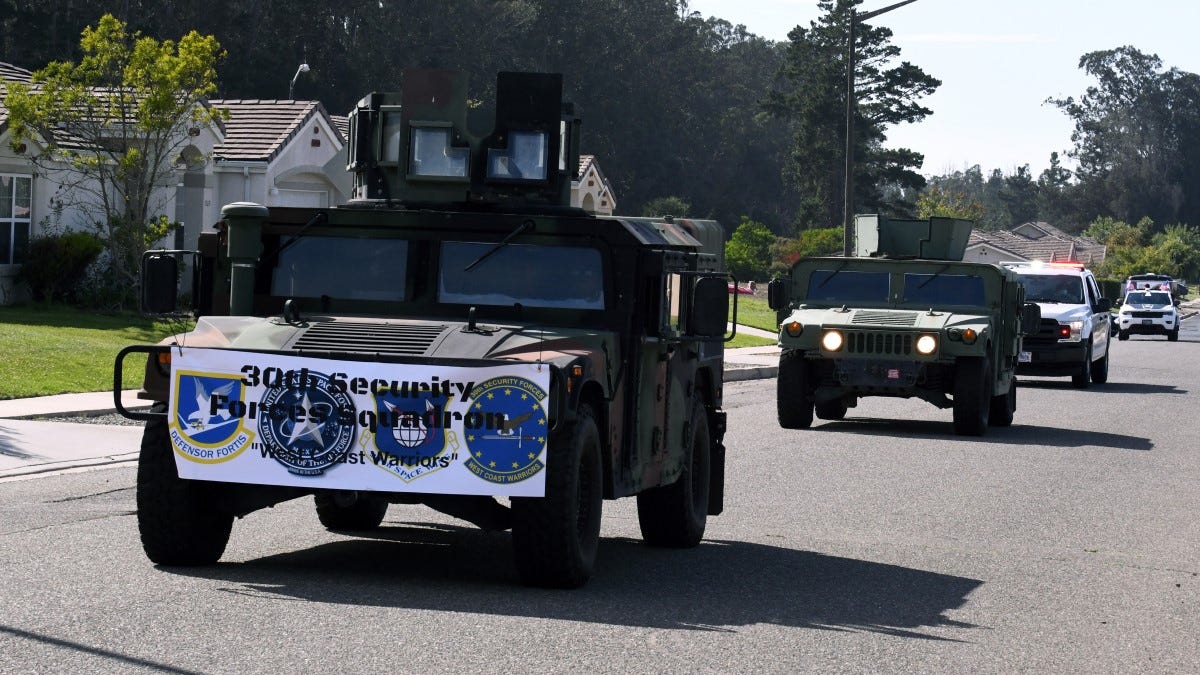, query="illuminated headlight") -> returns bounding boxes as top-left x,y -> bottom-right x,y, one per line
410,126 -> 469,178
915,334 -> 938,355
821,330 -> 844,352
784,321 -> 803,337
487,131 -> 548,181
